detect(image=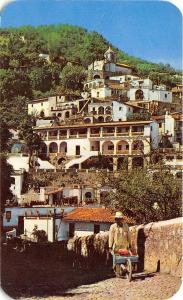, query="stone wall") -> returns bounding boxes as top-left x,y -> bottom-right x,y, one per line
132,218 -> 182,277
67,217 -> 182,277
